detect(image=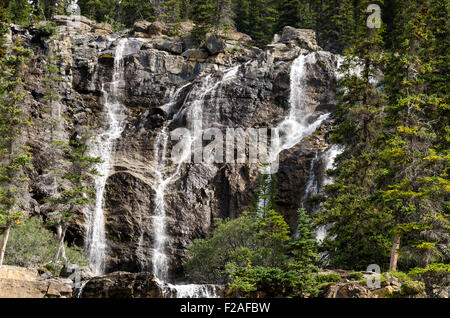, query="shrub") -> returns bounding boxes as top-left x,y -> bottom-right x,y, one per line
228,266 -> 303,297
36,22 -> 57,37
409,263 -> 450,298
5,217 -> 88,270
184,211 -> 291,284
347,272 -> 364,281
315,273 -> 341,284
5,217 -> 56,267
